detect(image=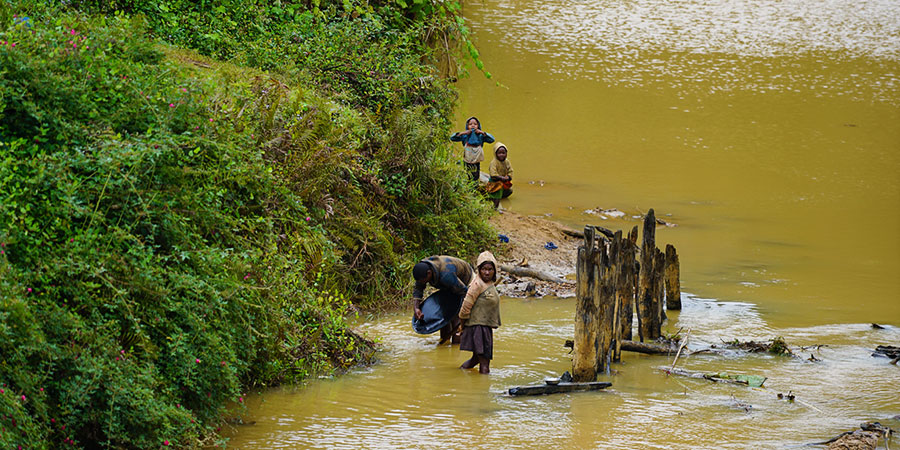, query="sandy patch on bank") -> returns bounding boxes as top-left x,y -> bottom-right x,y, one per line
488,211 -> 580,298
